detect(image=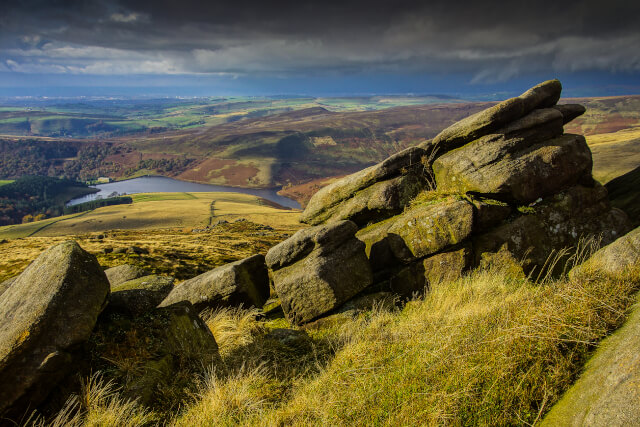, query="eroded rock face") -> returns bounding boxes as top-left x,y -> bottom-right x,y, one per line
159,254 -> 270,311
357,197 -> 474,263
0,241 -> 110,417
474,185 -> 631,276
422,245 -> 472,286
300,146 -> 428,226
433,108 -> 593,204
104,264 -> 149,288
266,220 -> 372,324
303,173 -> 426,227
